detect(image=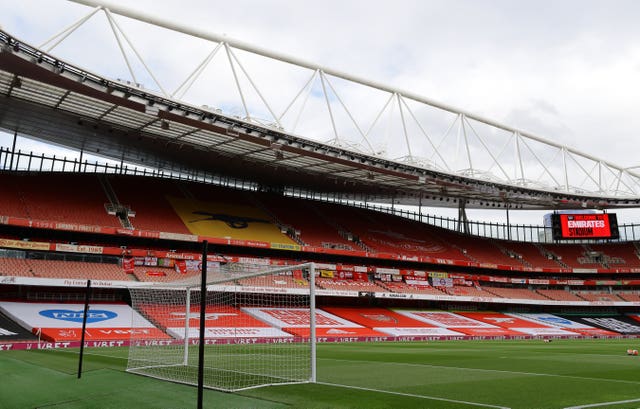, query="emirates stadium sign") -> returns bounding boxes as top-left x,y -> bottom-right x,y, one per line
552,213 -> 619,240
